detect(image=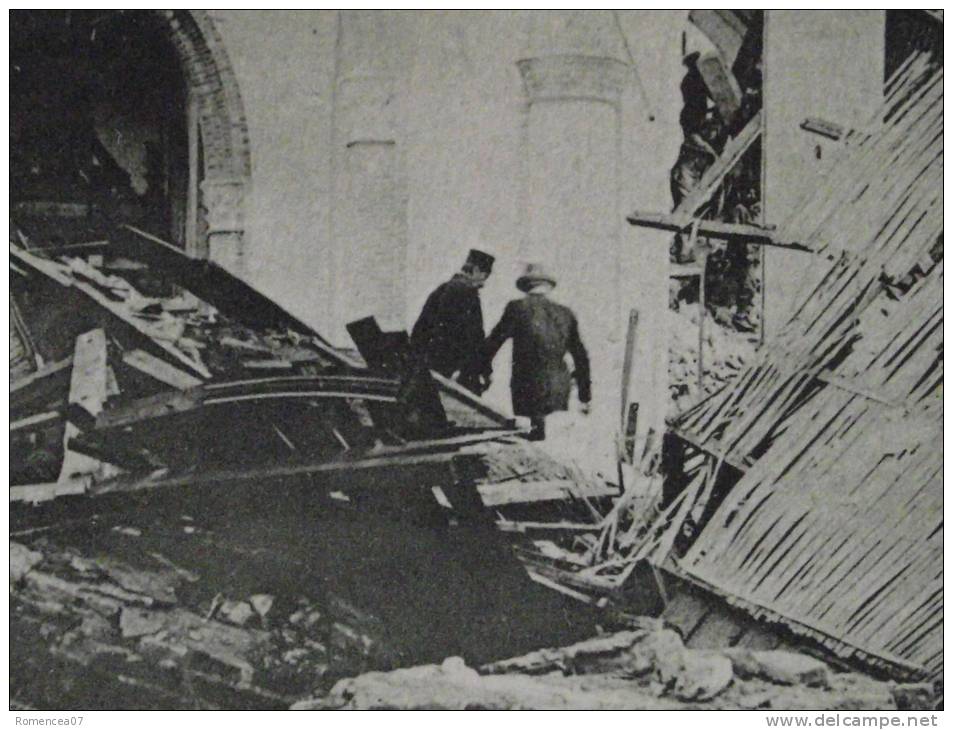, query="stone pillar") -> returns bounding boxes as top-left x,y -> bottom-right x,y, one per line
329,10 -> 409,341
518,12 -> 629,473
762,10 -> 884,339
202,175 -> 247,274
